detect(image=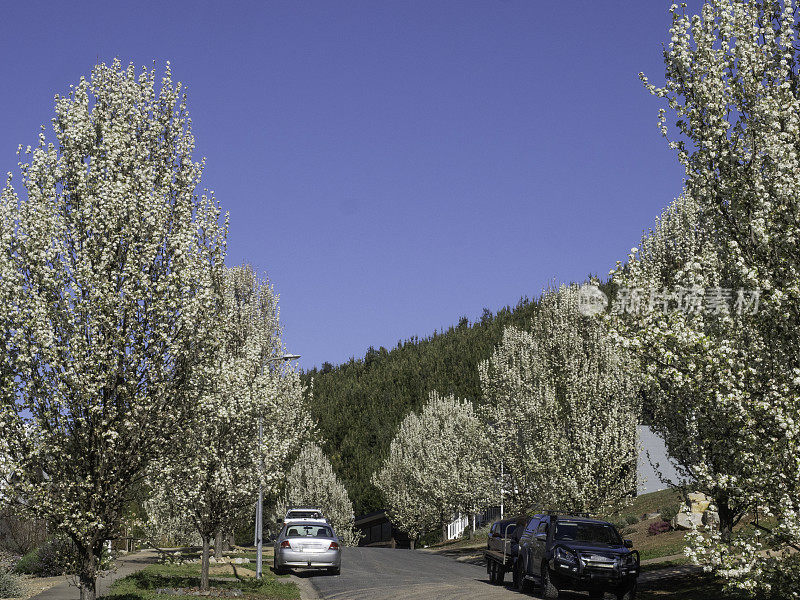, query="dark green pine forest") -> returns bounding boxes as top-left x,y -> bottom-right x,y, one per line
302,280 -> 617,517
301,299 -> 534,516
